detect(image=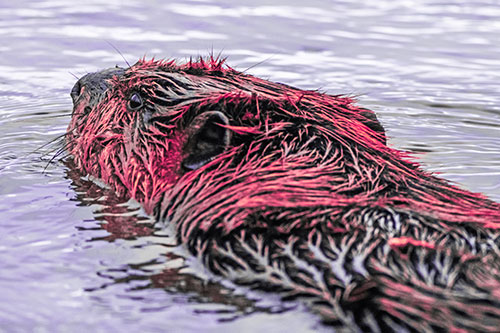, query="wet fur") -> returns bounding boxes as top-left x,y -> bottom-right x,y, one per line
68,57 -> 500,332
